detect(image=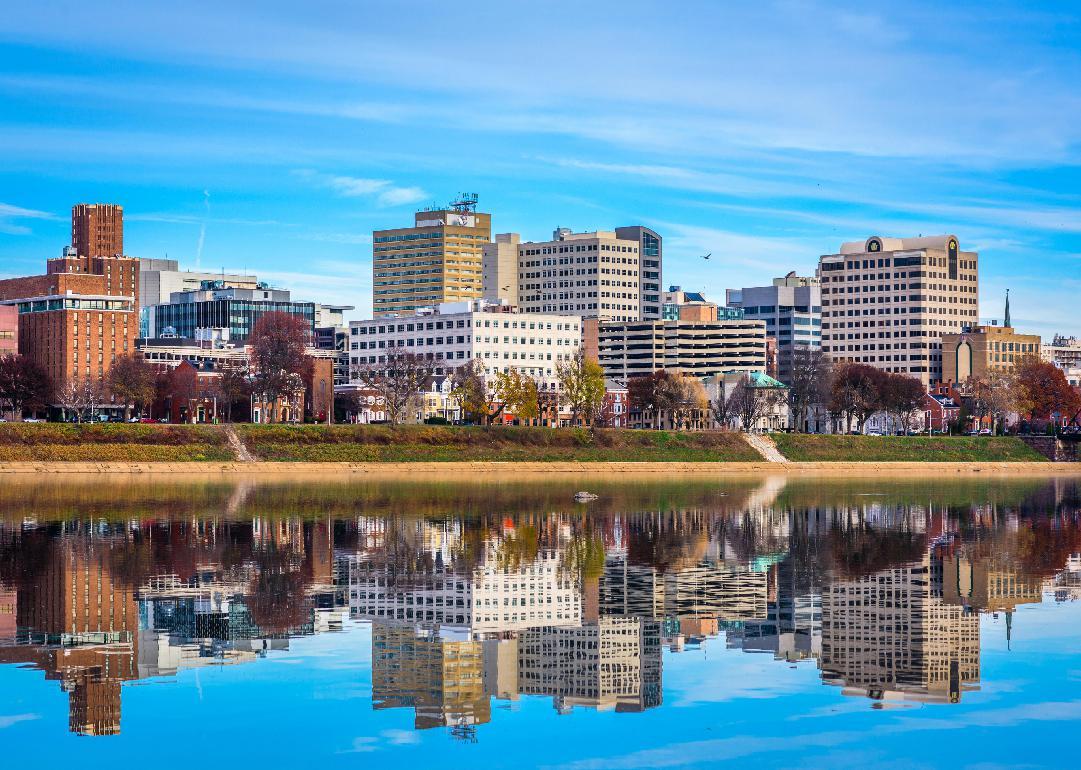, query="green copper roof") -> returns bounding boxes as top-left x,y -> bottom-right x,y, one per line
747,371 -> 788,389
